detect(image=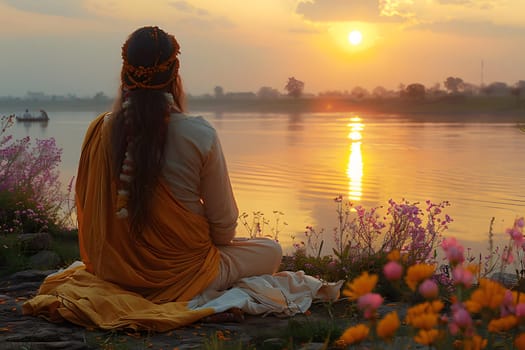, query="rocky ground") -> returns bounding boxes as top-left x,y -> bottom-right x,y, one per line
0,269 -> 367,350
1,269 -> 518,349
